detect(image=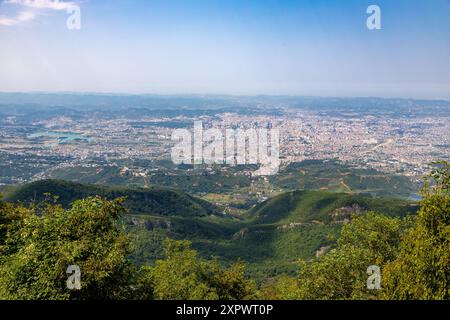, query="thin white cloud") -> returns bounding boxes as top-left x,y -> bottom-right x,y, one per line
0,0 -> 79,26
0,10 -> 35,26
5,0 -> 76,11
